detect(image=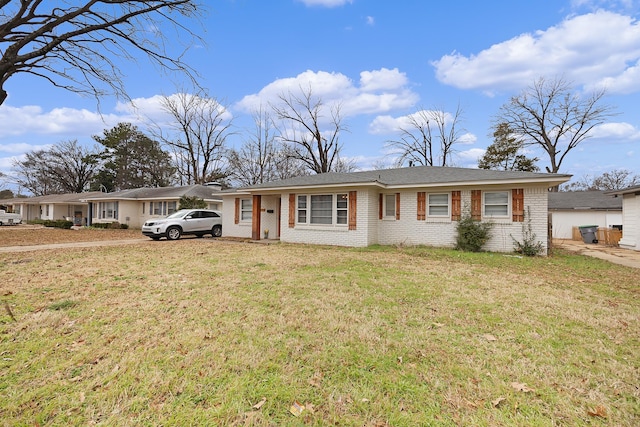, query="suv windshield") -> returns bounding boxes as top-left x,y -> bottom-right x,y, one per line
166,210 -> 190,219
